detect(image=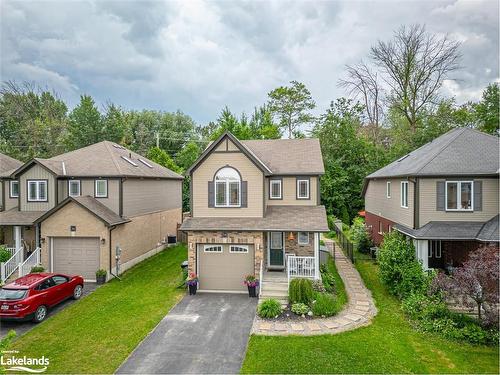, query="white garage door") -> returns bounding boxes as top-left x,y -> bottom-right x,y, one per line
197,243 -> 254,292
52,237 -> 100,281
